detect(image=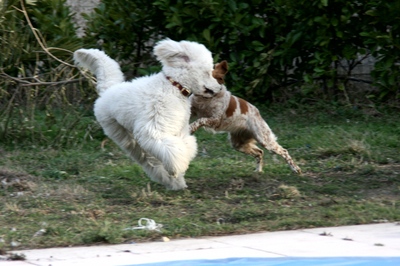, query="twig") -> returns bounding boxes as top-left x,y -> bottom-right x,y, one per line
20,79 -> 85,87
346,77 -> 373,84
0,72 -> 84,87
311,76 -> 373,84
0,73 -> 31,84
